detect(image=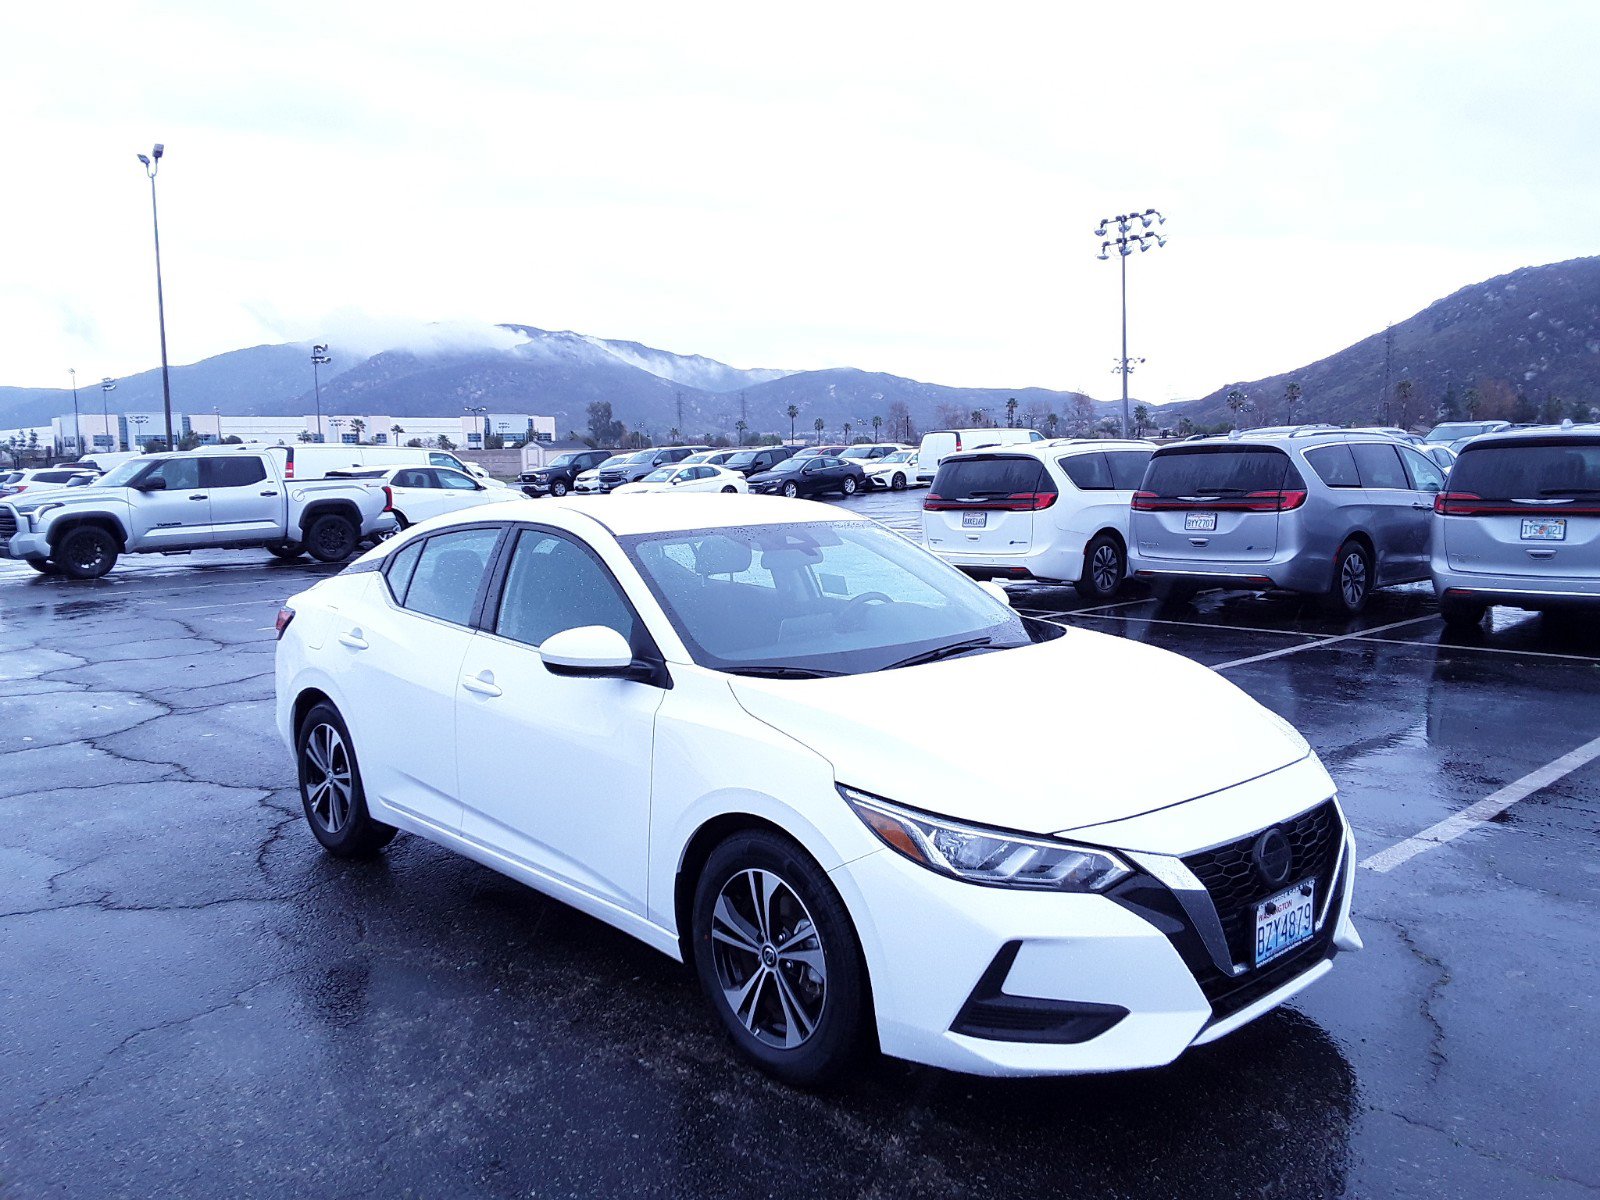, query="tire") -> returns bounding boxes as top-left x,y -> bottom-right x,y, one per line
840,476 -> 859,496
890,473 -> 907,491
551,480 -> 569,497
1074,534 -> 1125,601
303,513 -> 360,563
783,482 -> 800,499
1440,594 -> 1488,631
1151,579 -> 1197,607
266,541 -> 307,561
1322,539 -> 1373,616
54,526 -> 118,580
295,703 -> 397,858
691,830 -> 870,1088
721,485 -> 737,493
23,557 -> 59,575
